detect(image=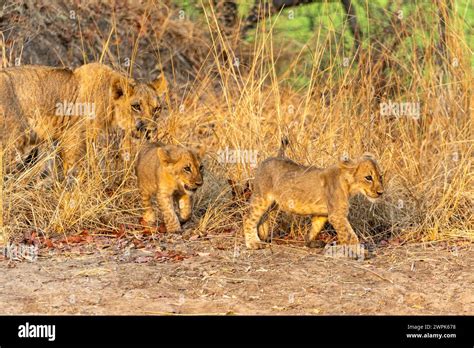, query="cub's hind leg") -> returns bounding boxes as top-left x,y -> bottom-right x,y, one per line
257,203 -> 277,242
258,218 -> 272,242
244,195 -> 273,249
305,216 -> 328,248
